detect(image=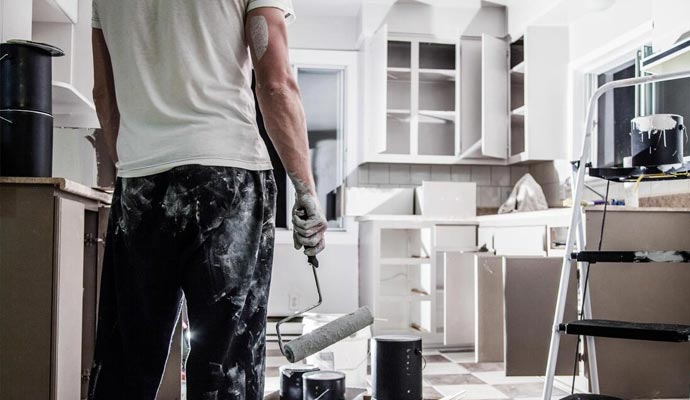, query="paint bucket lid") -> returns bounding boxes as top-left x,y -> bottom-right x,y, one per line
631,114 -> 683,132
279,364 -> 320,375
374,335 -> 421,342
4,39 -> 64,57
303,371 -> 345,381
